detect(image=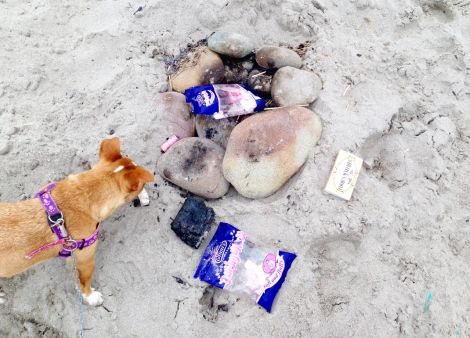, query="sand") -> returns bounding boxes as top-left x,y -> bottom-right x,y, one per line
1,0 -> 470,337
